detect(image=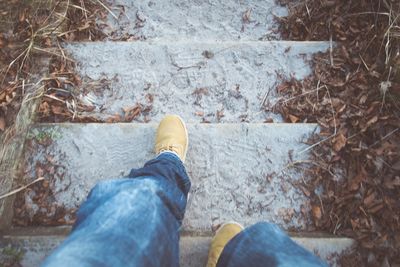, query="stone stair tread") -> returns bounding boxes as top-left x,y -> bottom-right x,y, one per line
0,229 -> 355,267
101,0 -> 287,41
64,41 -> 330,122
18,123 -> 319,231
